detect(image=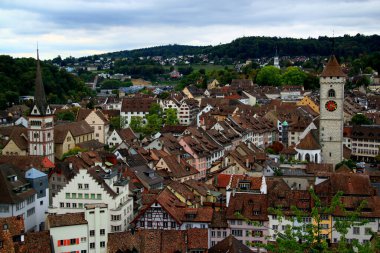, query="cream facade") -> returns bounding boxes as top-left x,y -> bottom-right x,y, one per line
50,169 -> 134,233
